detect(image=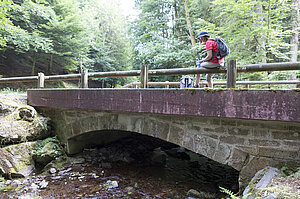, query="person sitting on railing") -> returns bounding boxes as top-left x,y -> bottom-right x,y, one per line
194,31 -> 224,88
